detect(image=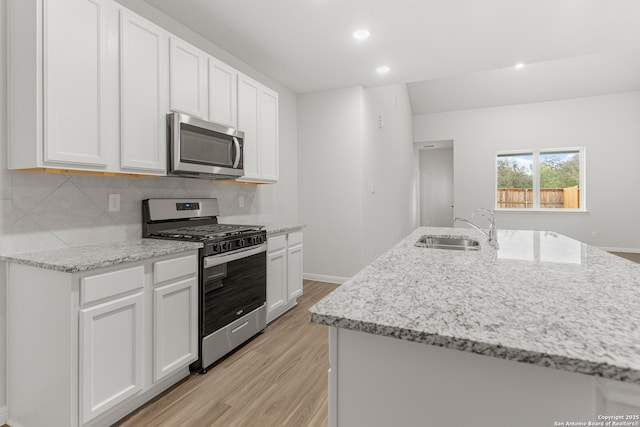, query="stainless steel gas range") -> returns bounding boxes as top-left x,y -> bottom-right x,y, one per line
142,198 -> 267,372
